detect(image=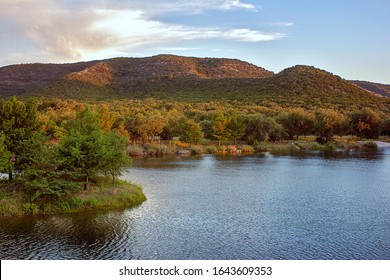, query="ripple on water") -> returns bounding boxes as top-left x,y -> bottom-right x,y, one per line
1,153 -> 390,259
